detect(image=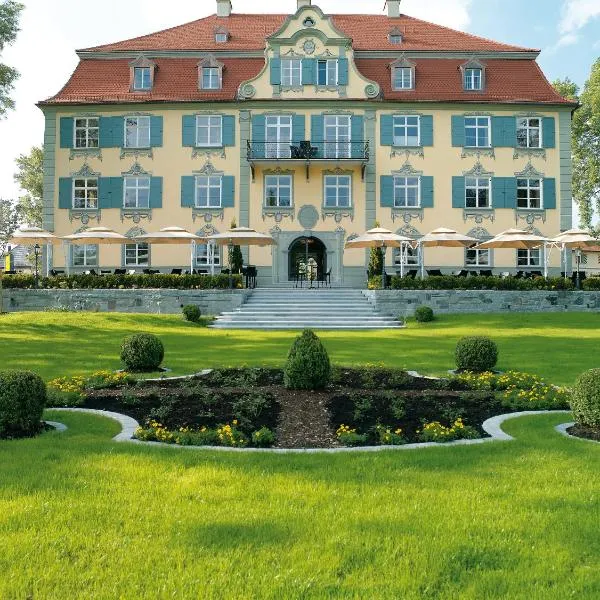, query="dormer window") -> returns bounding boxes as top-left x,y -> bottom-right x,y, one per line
198,54 -> 224,91
461,60 -> 486,91
129,56 -> 156,92
390,56 -> 416,91
214,26 -> 229,43
388,27 -> 402,44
